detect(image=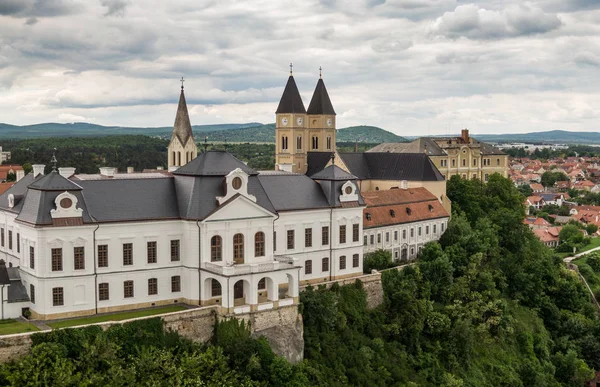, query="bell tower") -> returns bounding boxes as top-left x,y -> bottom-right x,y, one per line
275,64 -> 308,173
307,67 -> 336,155
168,78 -> 198,171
